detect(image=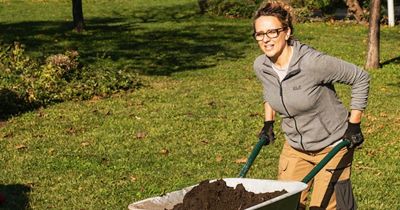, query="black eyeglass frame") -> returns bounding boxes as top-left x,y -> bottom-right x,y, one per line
253,27 -> 287,41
